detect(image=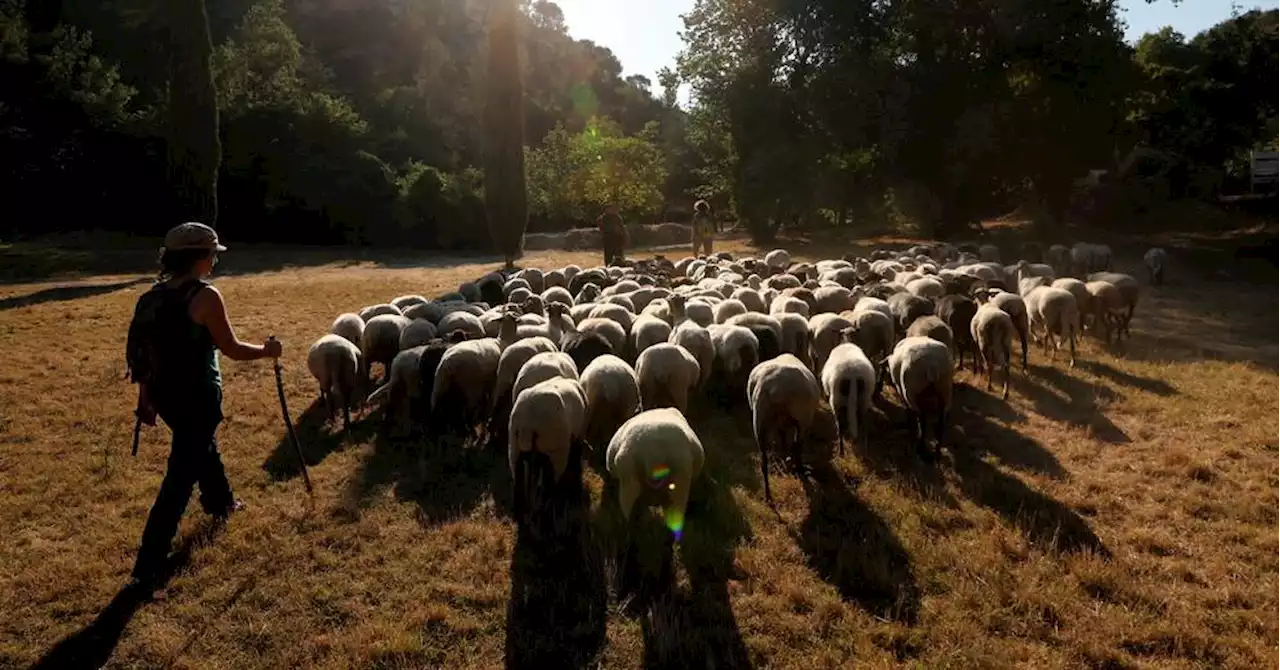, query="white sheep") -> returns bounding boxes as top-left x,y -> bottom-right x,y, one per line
588,302 -> 635,333
820,337 -> 876,455
635,343 -> 700,414
887,336 -> 954,456
669,320 -> 715,389
331,313 -> 364,347
359,303 -> 403,321
731,287 -> 767,313
764,249 -> 792,270
490,335 -> 559,427
1144,247 -> 1168,286
509,378 -> 588,523
366,344 -> 429,436
713,298 -> 747,324
808,313 -> 856,374
399,318 -> 438,350
1024,286 -> 1079,366
706,324 -> 761,395
576,317 -> 627,358
307,334 -> 362,431
747,353 -> 823,503
630,315 -> 673,359
390,294 -> 428,311
970,303 -> 1015,399
1086,271 -> 1139,338
431,337 -> 502,440
981,290 -> 1029,370
361,314 -> 410,384
1084,280 -> 1127,344
438,311 -> 485,340
512,351 -> 580,400
580,354 -> 642,445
